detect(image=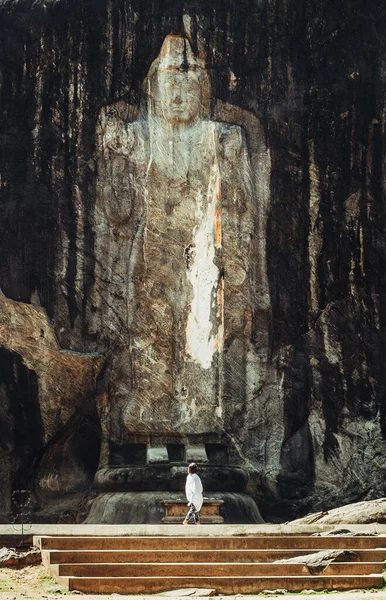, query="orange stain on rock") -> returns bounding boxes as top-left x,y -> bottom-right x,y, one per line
215,206 -> 222,248
215,177 -> 221,201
